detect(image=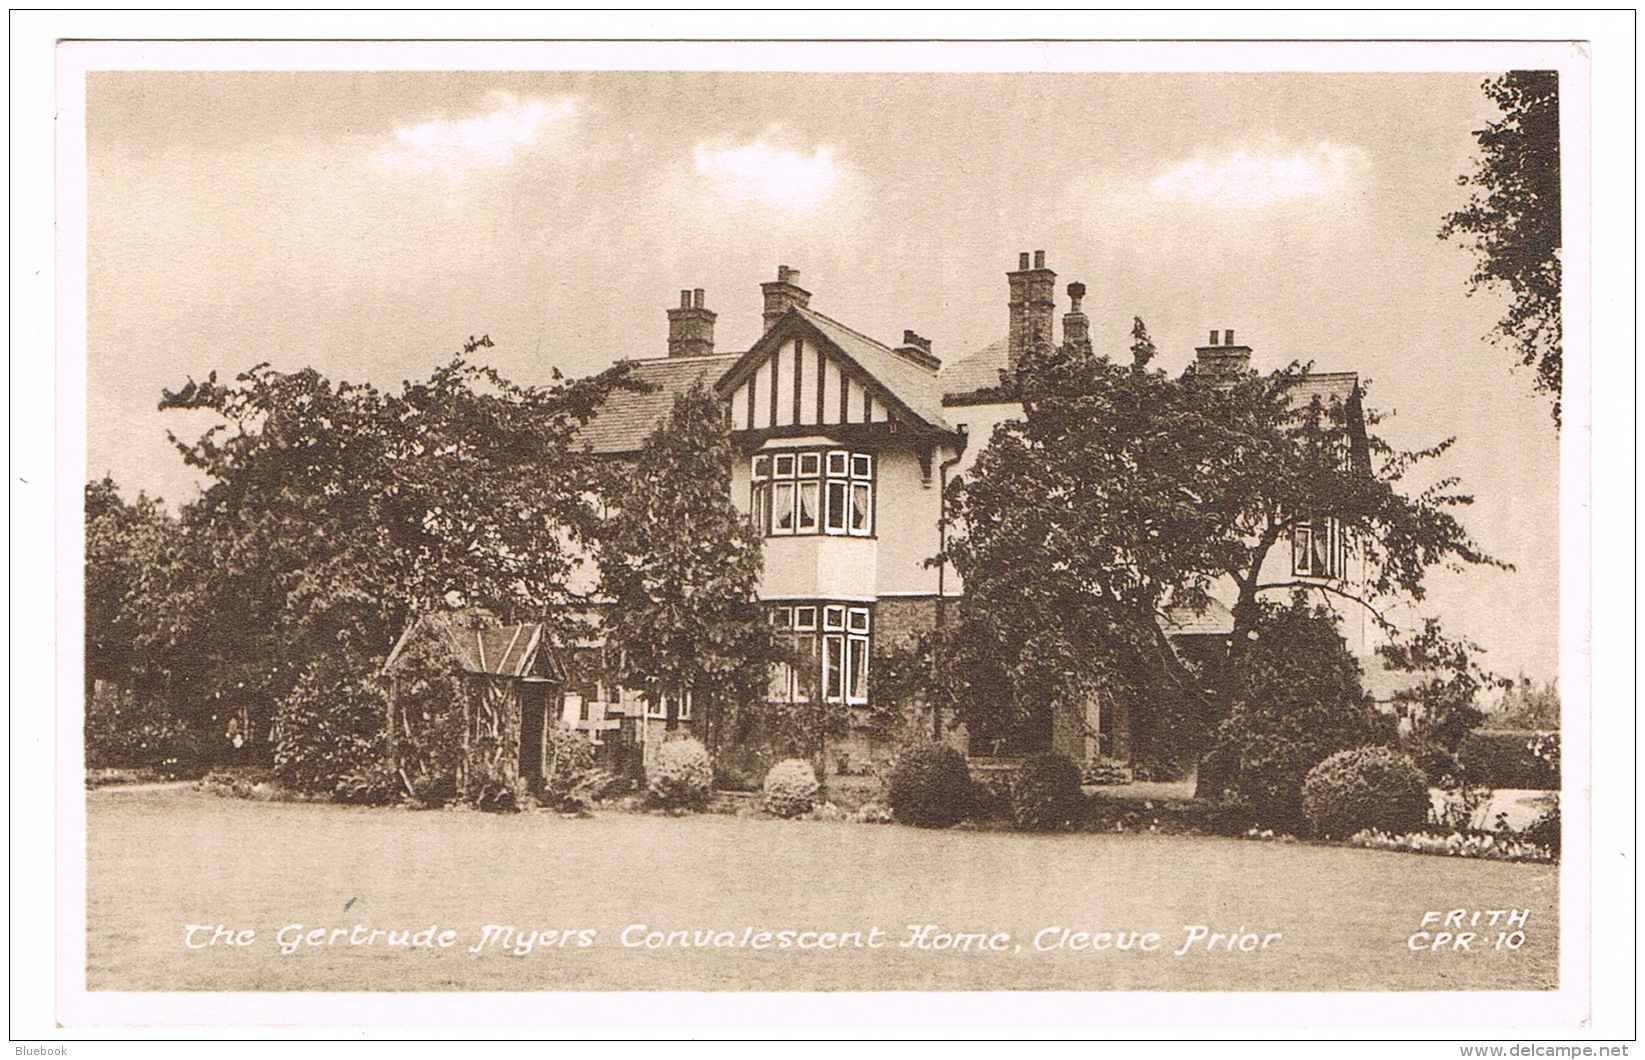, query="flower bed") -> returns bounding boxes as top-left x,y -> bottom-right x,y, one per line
1348,828 -> 1554,863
